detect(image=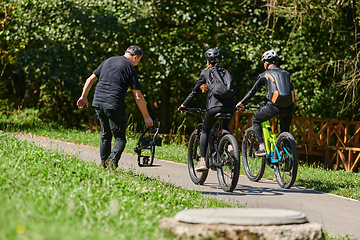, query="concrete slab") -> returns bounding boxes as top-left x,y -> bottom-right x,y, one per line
159,217 -> 324,240
175,208 -> 308,225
